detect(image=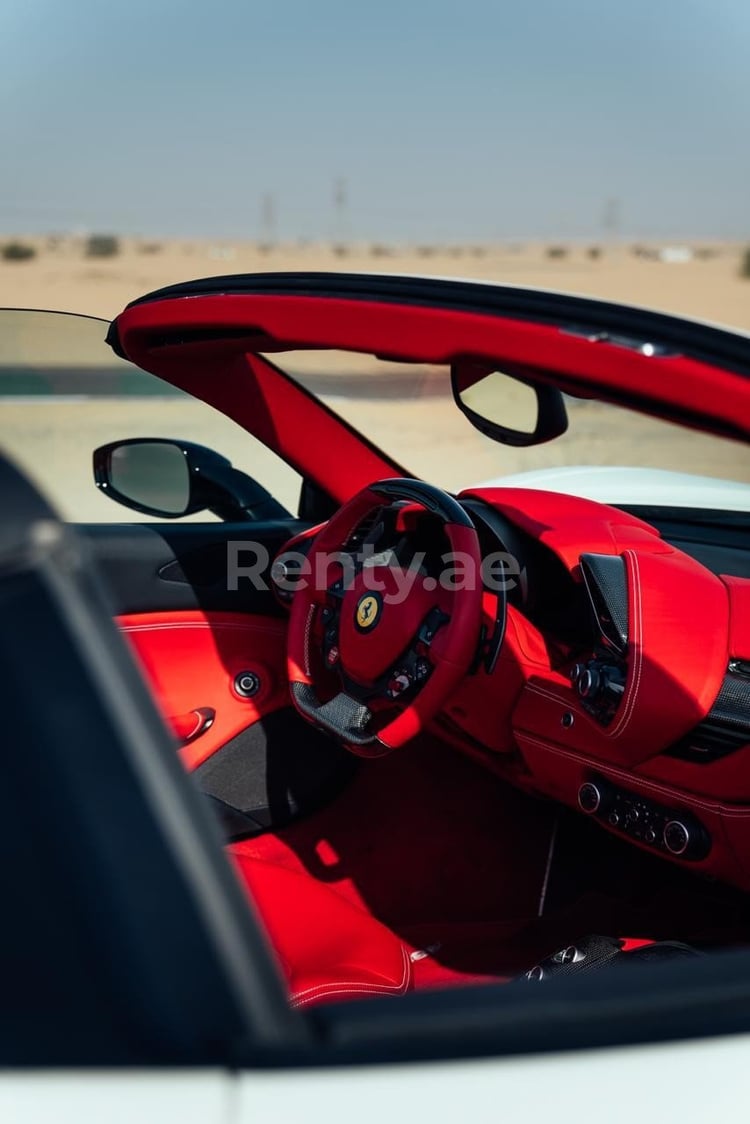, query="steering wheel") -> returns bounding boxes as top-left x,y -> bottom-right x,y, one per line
287,479 -> 485,756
